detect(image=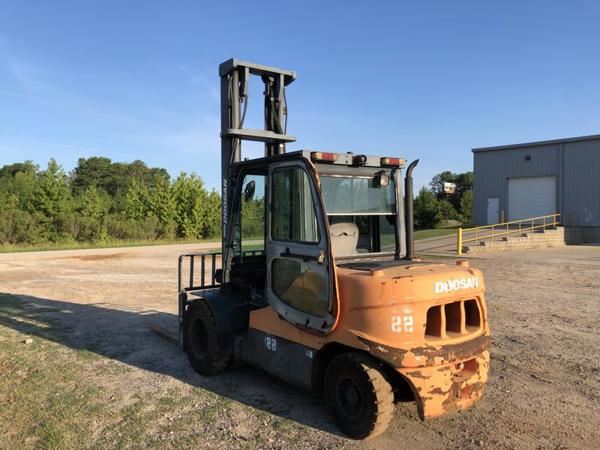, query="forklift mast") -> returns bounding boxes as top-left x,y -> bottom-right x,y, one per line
219,59 -> 297,280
